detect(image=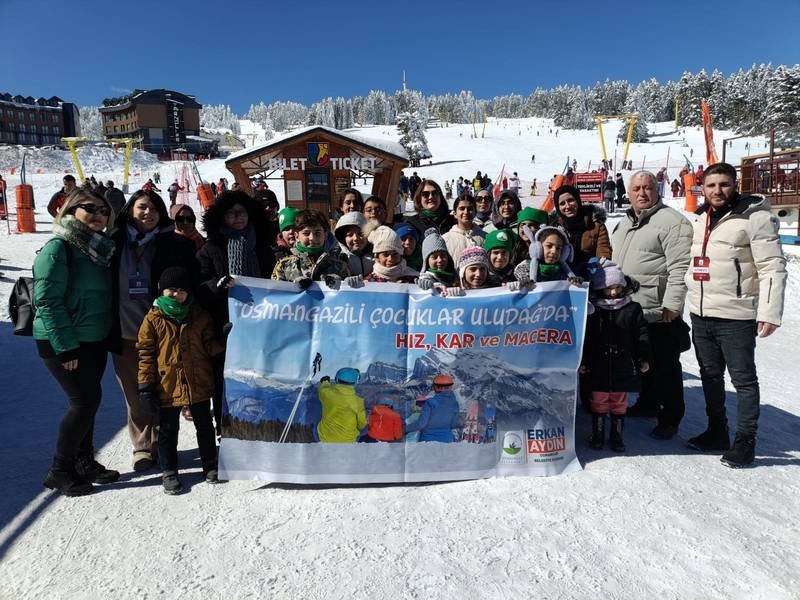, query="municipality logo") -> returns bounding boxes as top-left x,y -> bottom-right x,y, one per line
307,142 -> 330,167
502,432 -> 522,455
